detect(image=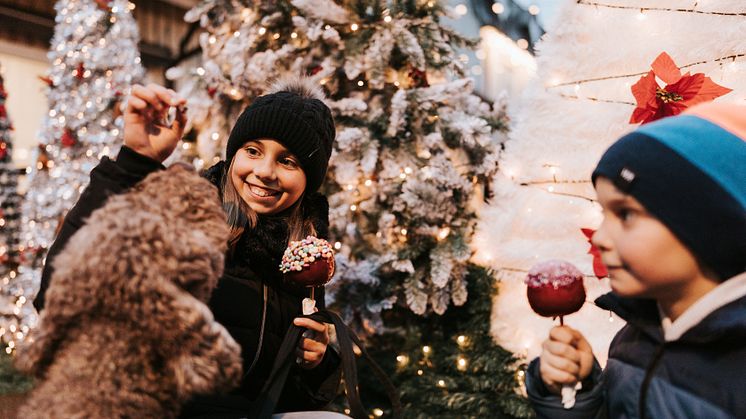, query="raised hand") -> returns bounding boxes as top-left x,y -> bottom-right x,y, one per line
539,326 -> 595,395
124,83 -> 187,163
